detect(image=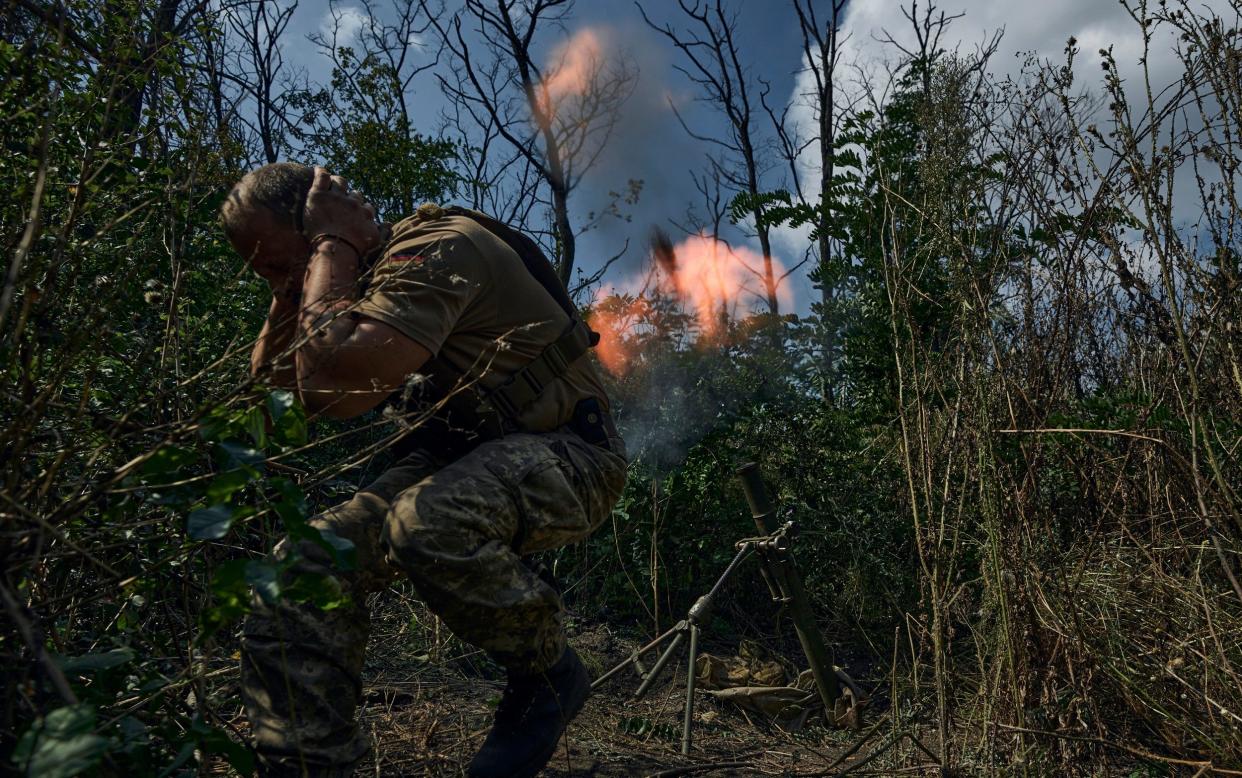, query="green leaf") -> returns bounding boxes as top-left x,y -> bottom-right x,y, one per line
245,560 -> 281,604
55,648 -> 135,675
267,390 -> 307,447
271,477 -> 309,528
278,412 -> 308,447
199,559 -> 253,639
140,445 -> 195,477
266,389 -> 295,421
115,716 -> 149,755
187,504 -> 235,540
211,558 -> 250,591
146,484 -> 195,507
243,405 -> 268,449
316,527 -> 356,570
285,570 -> 346,610
205,468 -> 255,503
216,440 -> 265,470
270,480 -> 353,570
197,409 -> 233,443
174,716 -> 256,774
21,734 -> 108,778
158,741 -> 196,778
199,725 -> 255,776
13,705 -> 108,778
37,705 -> 95,738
